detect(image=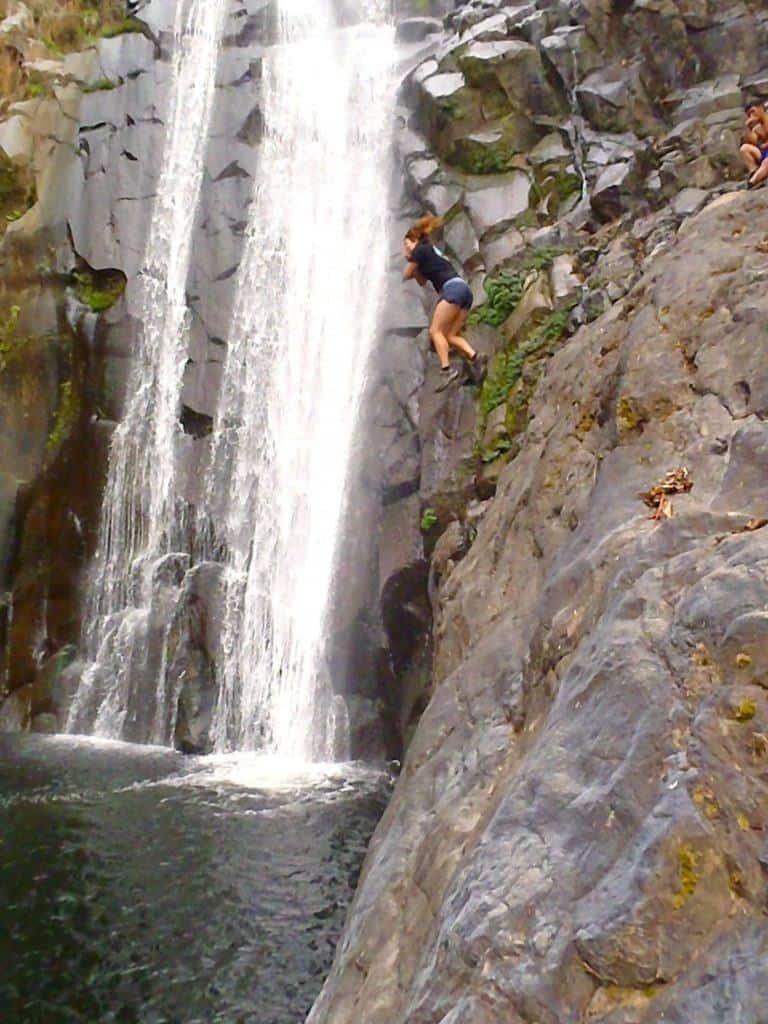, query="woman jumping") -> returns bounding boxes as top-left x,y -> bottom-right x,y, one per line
402,215 -> 486,392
